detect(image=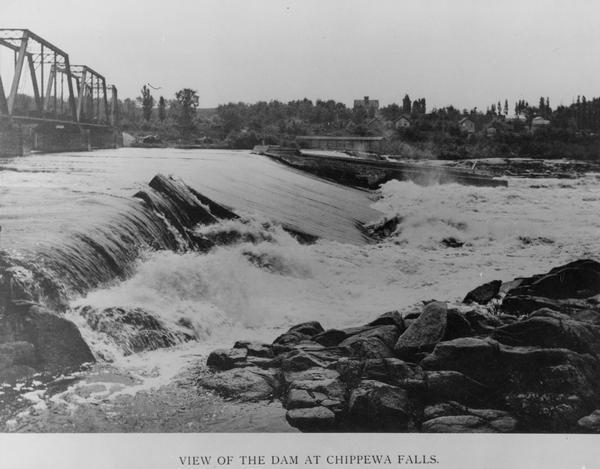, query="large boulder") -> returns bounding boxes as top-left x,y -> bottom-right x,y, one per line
233,341 -> 274,358
336,357 -> 424,391
0,341 -> 37,382
286,406 -> 336,431
395,302 -> 448,358
463,280 -> 502,305
422,404 -> 517,433
77,305 -> 194,355
347,380 -> 413,431
280,347 -> 346,372
273,322 -> 325,350
339,325 -> 400,360
492,309 -> 600,356
207,348 -> 248,371
425,370 -> 489,405
578,410 -> 600,432
514,260 -> 600,299
366,310 -> 406,330
420,337 -> 504,386
287,373 -> 346,403
502,260 -> 600,315
0,303 -> 94,377
196,367 -> 281,401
